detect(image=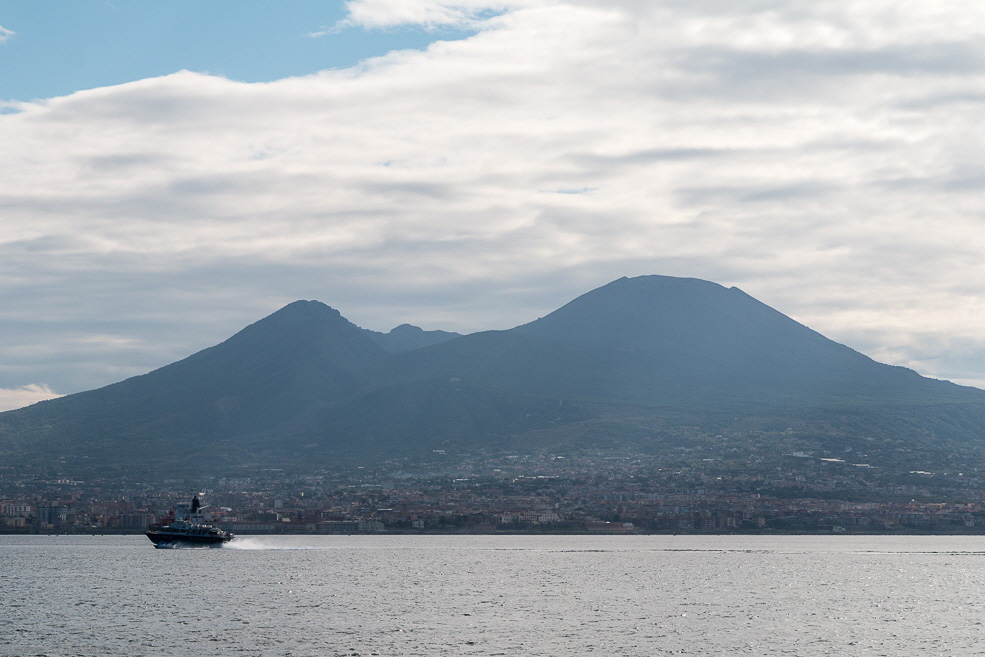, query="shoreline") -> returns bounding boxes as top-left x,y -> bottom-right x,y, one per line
4,527 -> 985,537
